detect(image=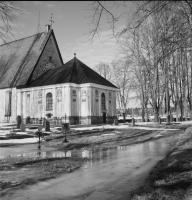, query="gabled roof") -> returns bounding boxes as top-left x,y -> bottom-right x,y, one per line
0,30 -> 63,89
27,57 -> 118,89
